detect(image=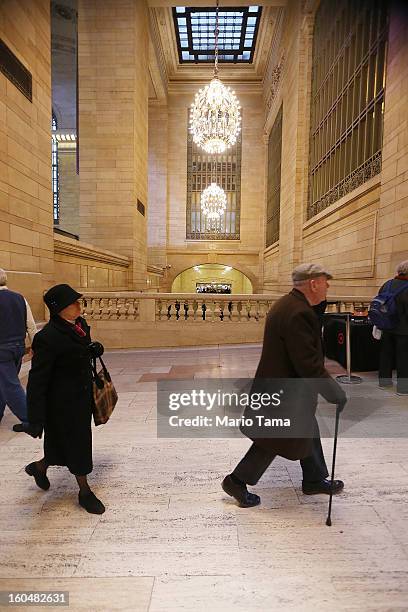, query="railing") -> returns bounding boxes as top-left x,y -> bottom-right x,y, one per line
156,295 -> 277,322
78,292 -> 374,348
80,293 -> 280,322
80,292 -> 372,322
80,295 -> 140,320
